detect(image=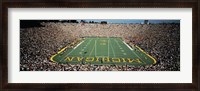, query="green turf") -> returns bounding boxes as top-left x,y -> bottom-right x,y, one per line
51,37 -> 156,66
